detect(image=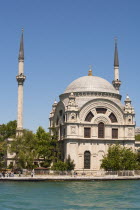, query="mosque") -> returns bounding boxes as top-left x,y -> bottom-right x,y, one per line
49,40 -> 139,172
6,31 -> 140,171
